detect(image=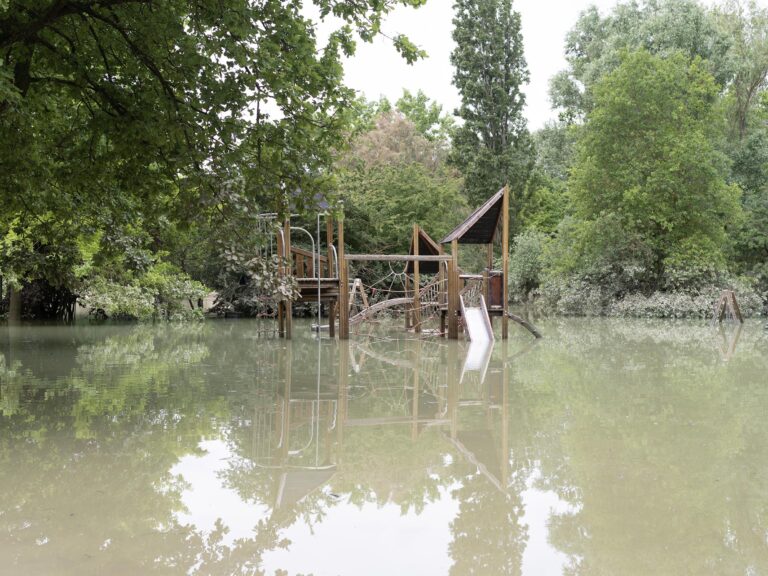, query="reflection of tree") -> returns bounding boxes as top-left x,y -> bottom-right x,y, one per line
9,319 -> 762,575
0,324 -> 284,575
449,472 -> 526,576
514,320 -> 768,576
